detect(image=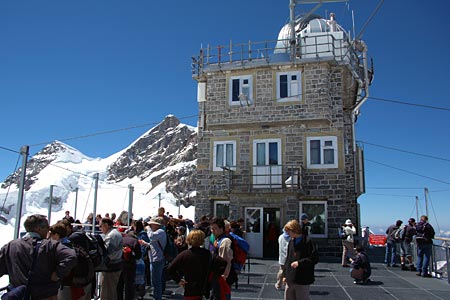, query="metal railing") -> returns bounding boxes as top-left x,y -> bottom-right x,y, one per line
431,238 -> 449,283
411,237 -> 450,284
219,164 -> 304,193
192,35 -> 368,81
